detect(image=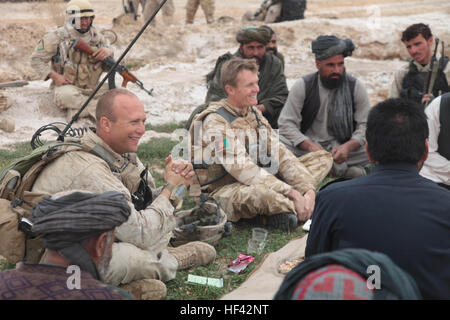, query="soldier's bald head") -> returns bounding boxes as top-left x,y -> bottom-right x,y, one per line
96,88 -> 137,125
